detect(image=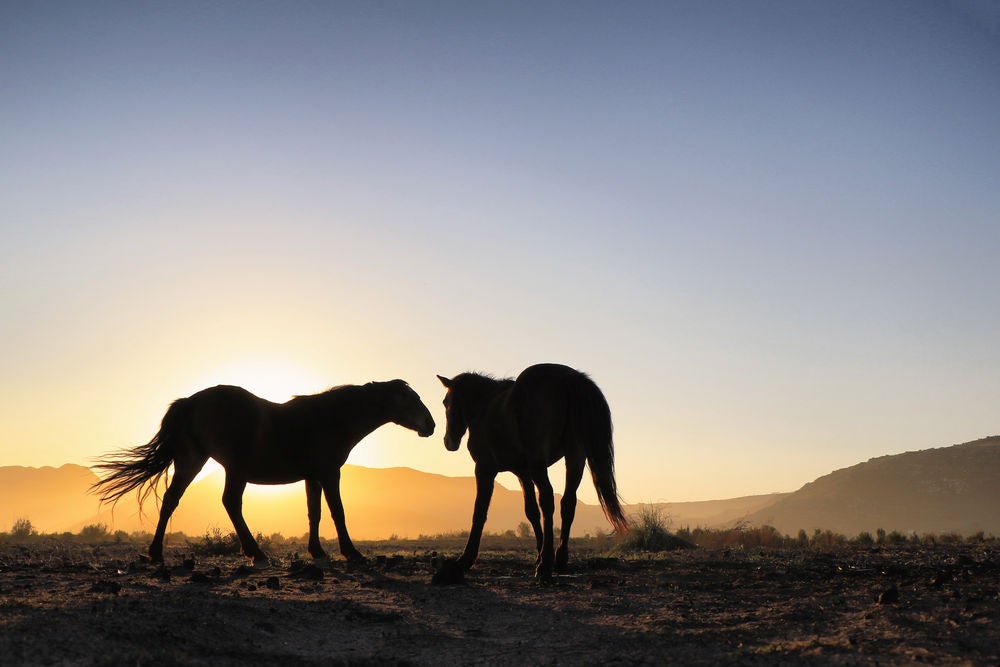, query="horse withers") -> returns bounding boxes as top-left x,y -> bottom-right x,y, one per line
437,363 -> 629,582
91,379 -> 434,567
